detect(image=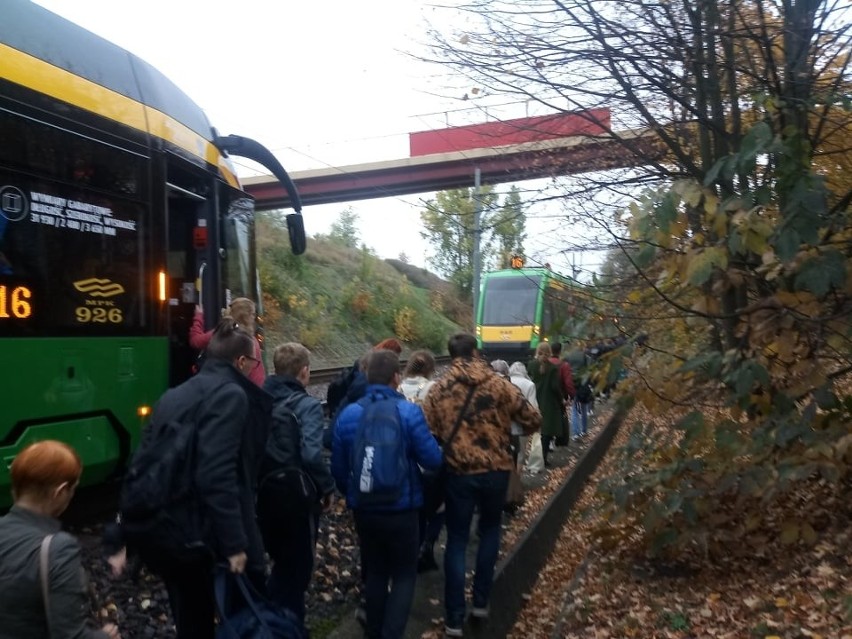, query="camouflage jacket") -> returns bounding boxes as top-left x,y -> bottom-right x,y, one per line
422,357 -> 541,474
